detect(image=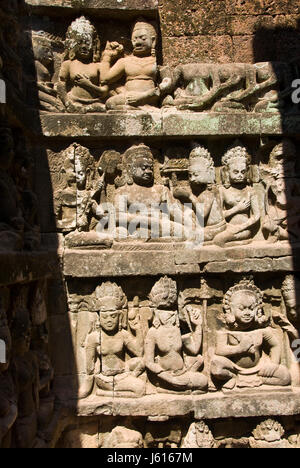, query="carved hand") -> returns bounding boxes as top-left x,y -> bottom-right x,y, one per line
173,187 -> 192,202
102,41 -> 124,61
258,362 -> 278,378
126,92 -> 143,105
185,305 -> 203,327
74,74 -> 92,88
236,197 -> 251,213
